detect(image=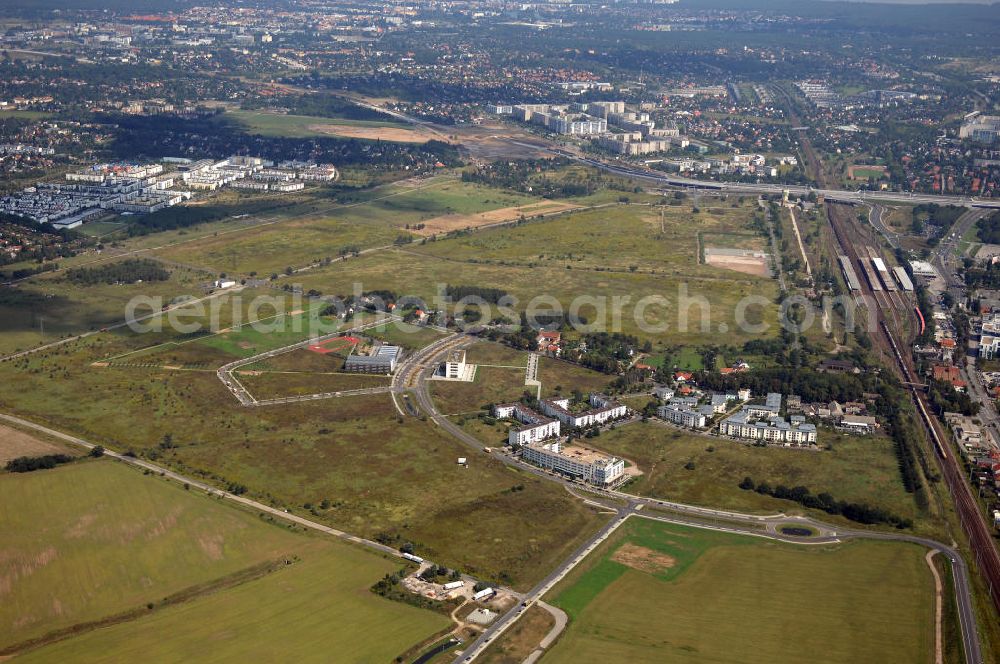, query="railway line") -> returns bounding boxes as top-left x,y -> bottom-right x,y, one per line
827,197 -> 1000,621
